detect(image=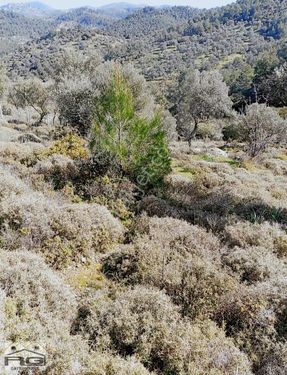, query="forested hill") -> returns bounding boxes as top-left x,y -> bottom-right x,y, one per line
3,0 -> 287,87
105,0 -> 287,84
0,9 -> 53,54
109,0 -> 287,40
0,9 -> 53,38
107,6 -> 201,38
184,0 -> 287,39
0,1 -> 56,17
